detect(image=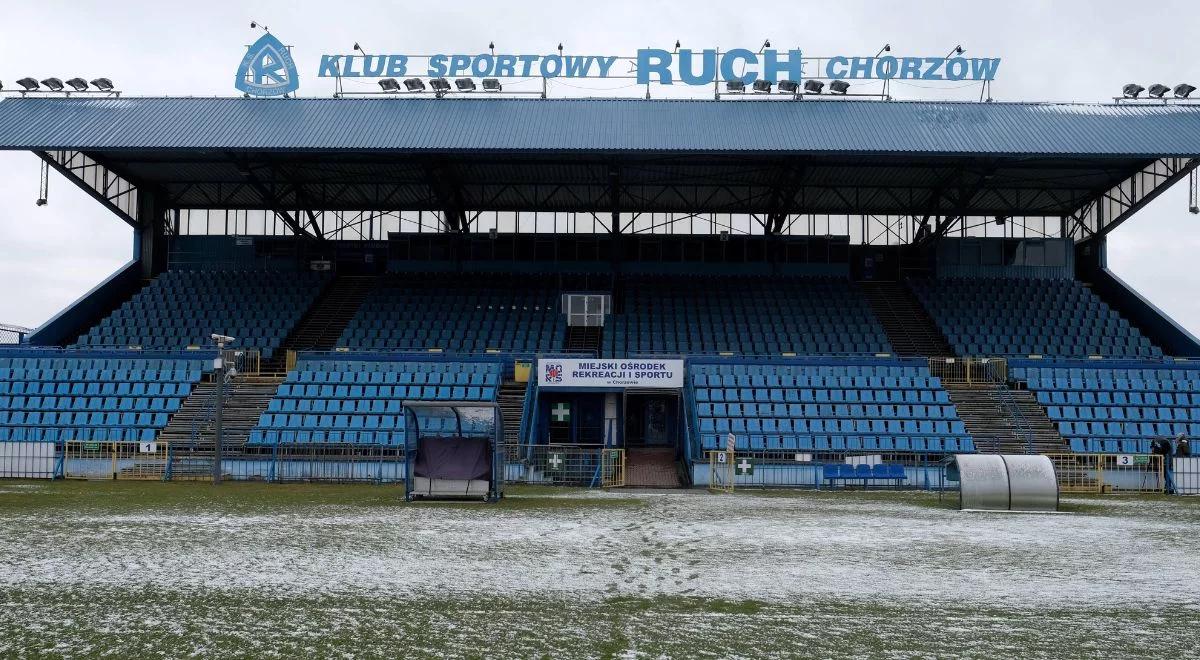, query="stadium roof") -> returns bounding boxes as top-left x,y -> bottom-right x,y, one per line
0,97 -> 1197,229
3,97 -> 1200,155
